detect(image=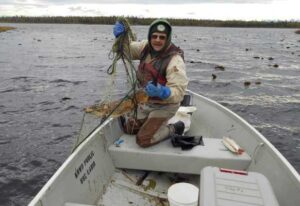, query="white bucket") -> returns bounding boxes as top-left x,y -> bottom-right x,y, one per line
167,183 -> 199,206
